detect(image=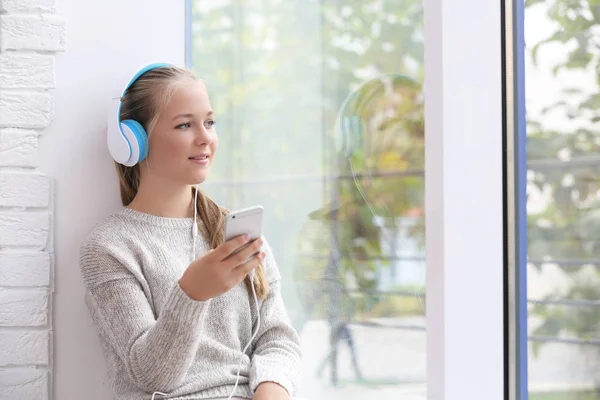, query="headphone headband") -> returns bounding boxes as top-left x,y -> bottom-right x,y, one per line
121,62 -> 172,97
